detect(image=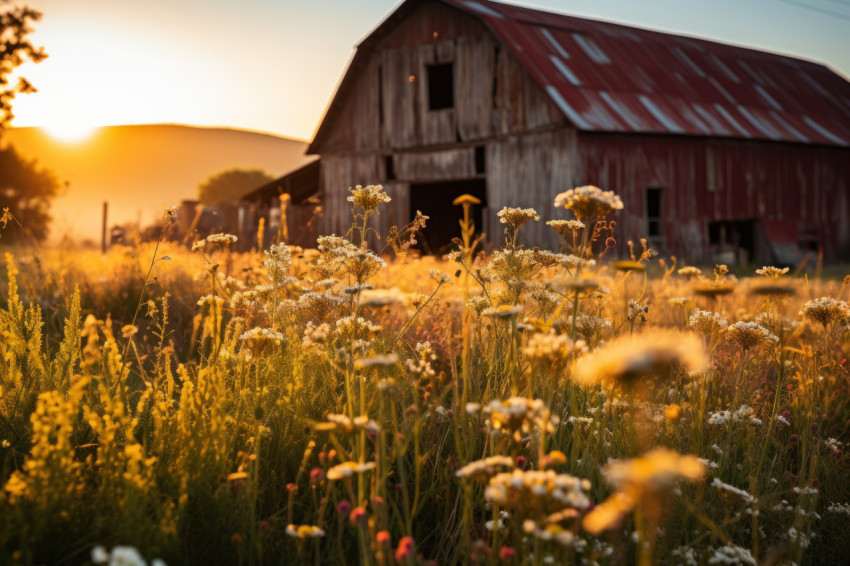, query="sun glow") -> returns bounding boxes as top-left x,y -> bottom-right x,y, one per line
42,121 -> 98,143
